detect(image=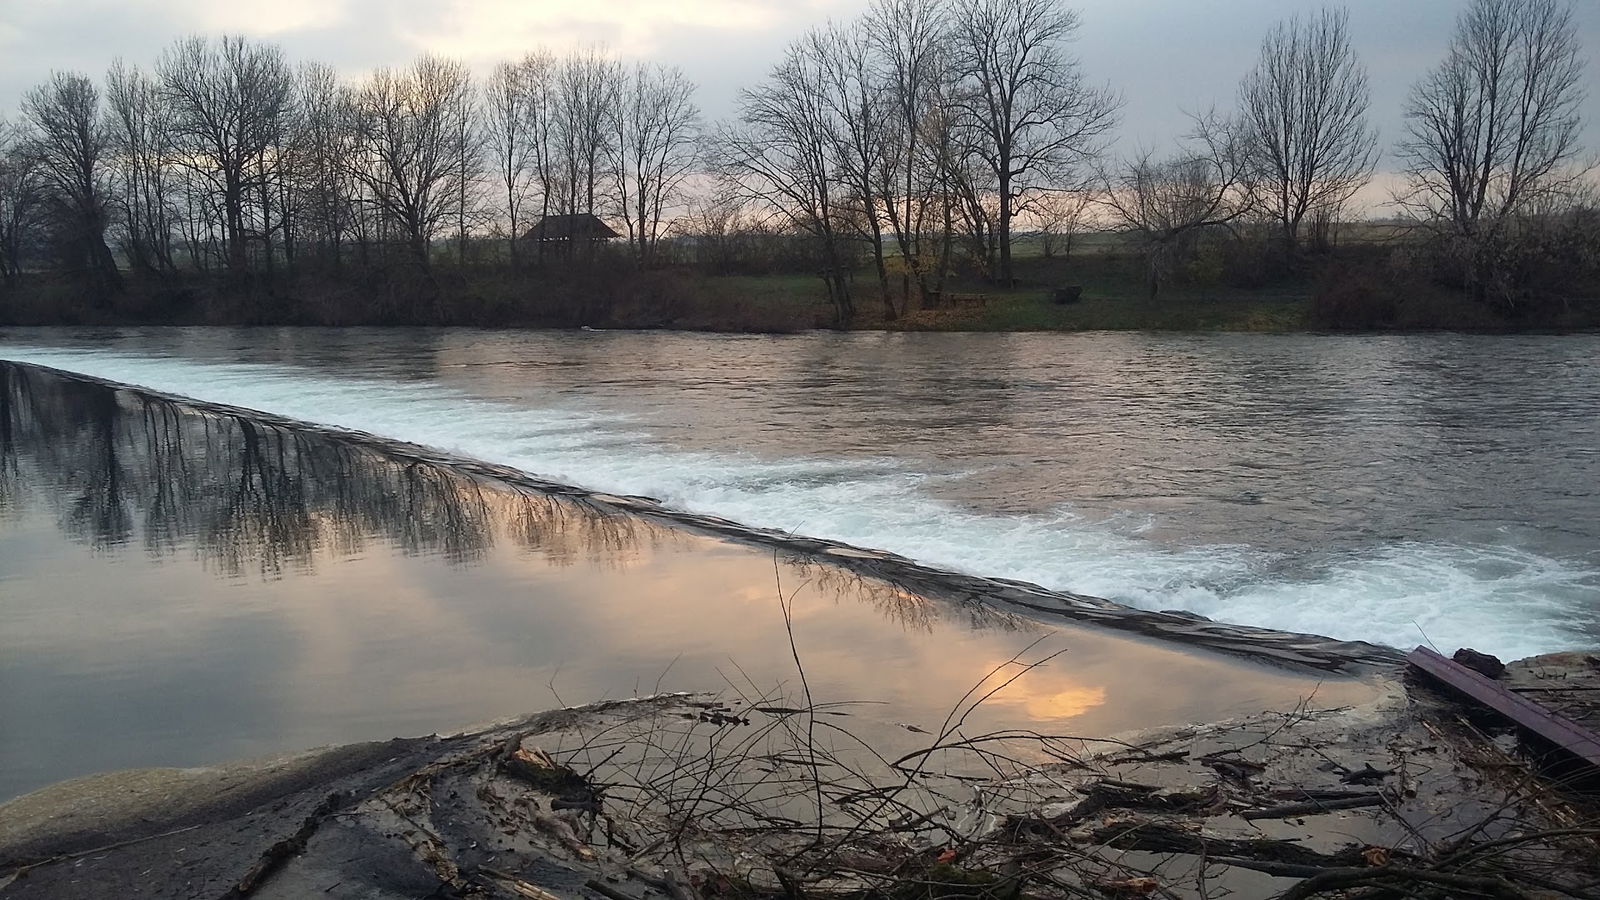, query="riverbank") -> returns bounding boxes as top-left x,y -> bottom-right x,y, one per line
3,650 -> 1597,900
4,245 -> 1598,334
